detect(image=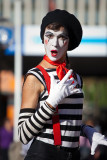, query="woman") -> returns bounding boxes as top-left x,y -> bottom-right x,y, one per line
18,9 -> 107,160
